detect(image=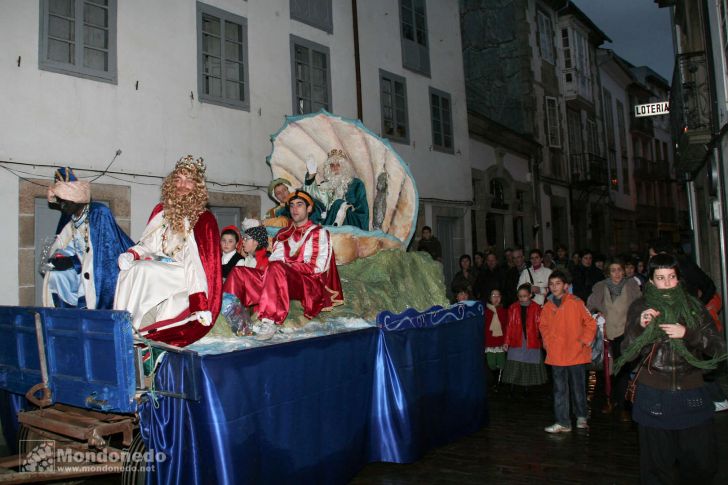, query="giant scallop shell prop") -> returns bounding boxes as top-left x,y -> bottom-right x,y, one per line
267,111 -> 419,263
